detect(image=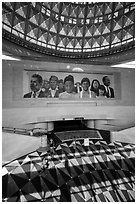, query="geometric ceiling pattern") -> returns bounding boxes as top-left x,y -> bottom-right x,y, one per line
2,139 -> 135,202
2,2 -> 135,58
